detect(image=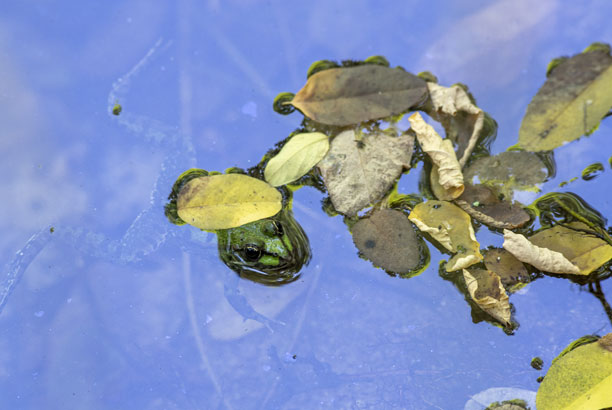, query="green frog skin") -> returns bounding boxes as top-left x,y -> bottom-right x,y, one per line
216,208 -> 310,285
